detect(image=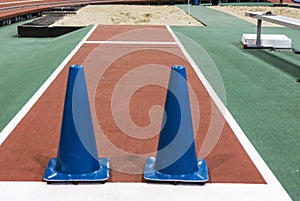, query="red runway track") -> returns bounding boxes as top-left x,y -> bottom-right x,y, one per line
0,0 -> 184,21
0,25 -> 265,183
